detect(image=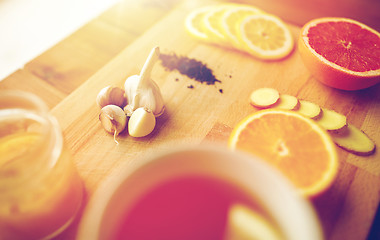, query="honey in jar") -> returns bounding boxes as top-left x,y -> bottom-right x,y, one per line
0,90 -> 83,240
